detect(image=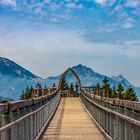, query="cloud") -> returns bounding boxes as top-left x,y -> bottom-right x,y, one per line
123,22 -> 133,29
114,40 -> 140,46
0,0 -> 140,85
93,0 -> 116,6
65,2 -> 84,10
125,0 -> 140,8
34,7 -> 47,16
0,0 -> 16,6
94,0 -> 140,8
43,0 -> 51,4
94,0 -> 106,5
0,26 -> 140,70
66,2 -> 77,8
123,18 -> 134,29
